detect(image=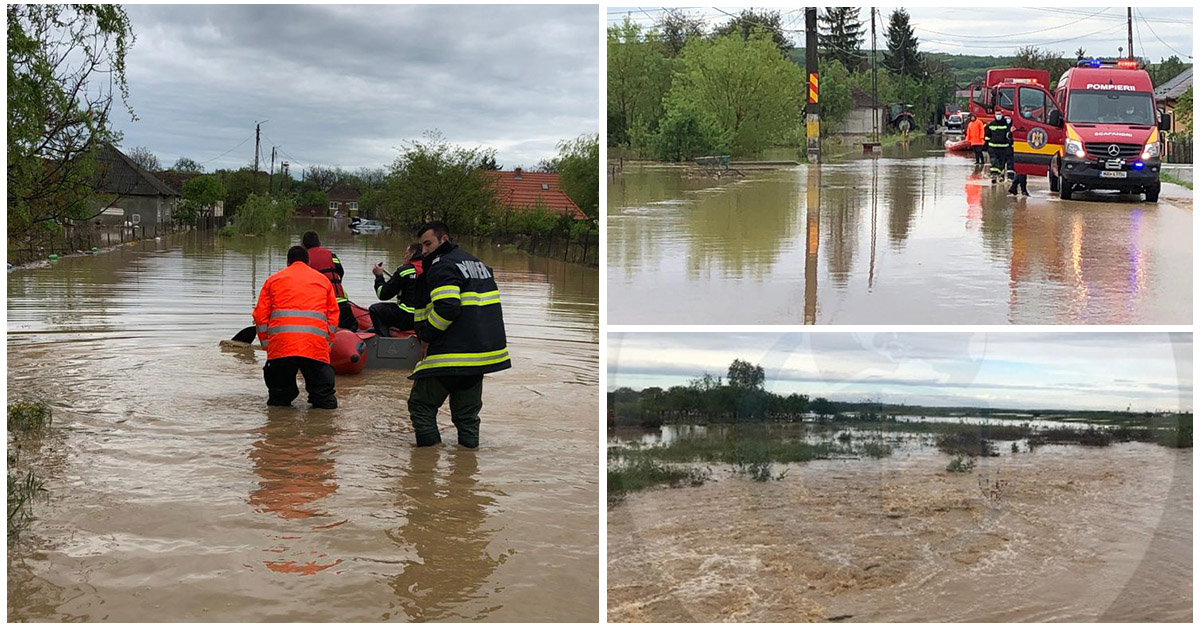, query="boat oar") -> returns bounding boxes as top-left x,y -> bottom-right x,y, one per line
232,325 -> 258,344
